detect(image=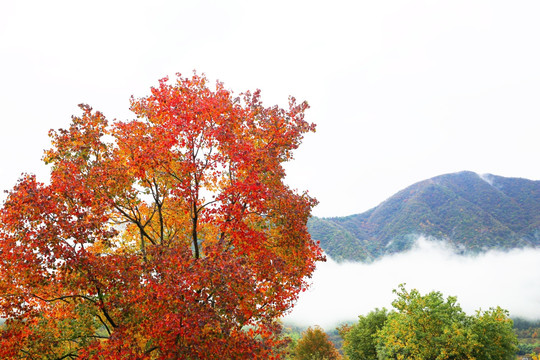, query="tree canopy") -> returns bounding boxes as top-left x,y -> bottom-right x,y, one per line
293,326 -> 341,360
380,286 -> 517,360
342,285 -> 518,360
340,308 -> 388,360
0,73 -> 323,359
